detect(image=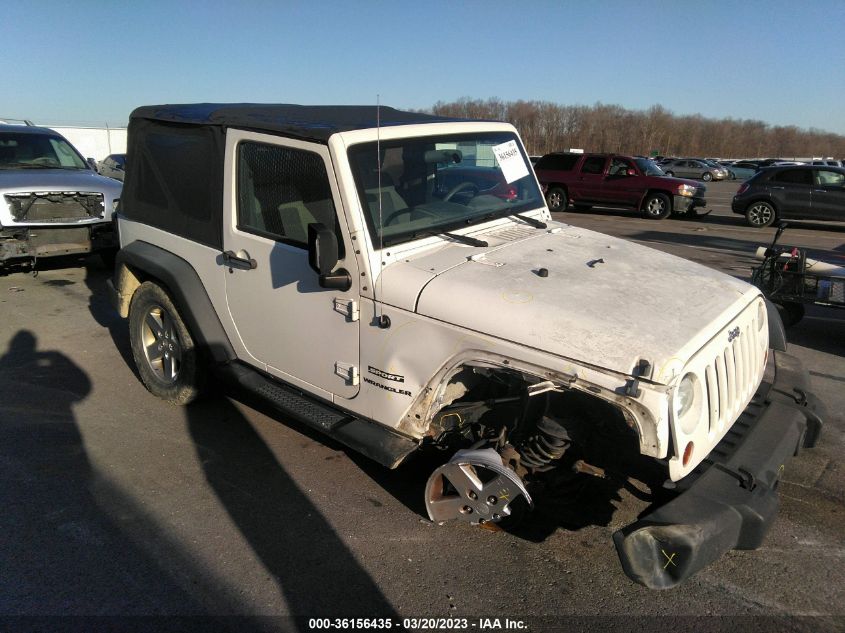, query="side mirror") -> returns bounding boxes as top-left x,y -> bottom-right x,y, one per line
308,223 -> 350,291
